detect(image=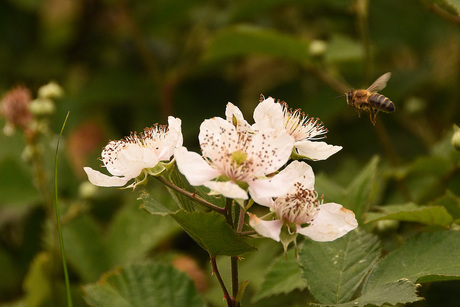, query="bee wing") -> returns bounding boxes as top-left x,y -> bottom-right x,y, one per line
367,72 -> 391,92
